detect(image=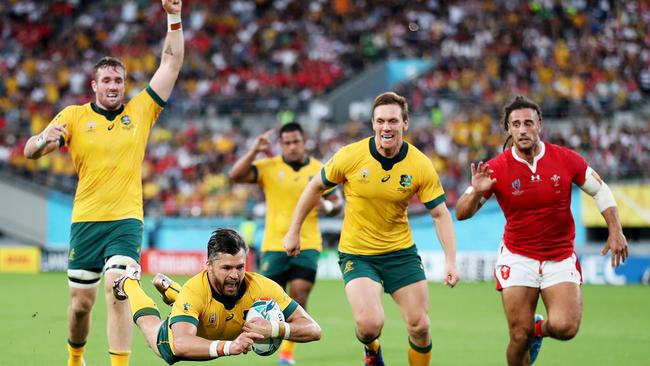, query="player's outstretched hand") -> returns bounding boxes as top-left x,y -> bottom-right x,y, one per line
253,129 -> 274,153
443,262 -> 460,288
602,230 -> 628,268
230,331 -> 264,355
283,232 -> 301,257
470,161 -> 496,194
242,316 -> 272,339
161,0 -> 182,15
